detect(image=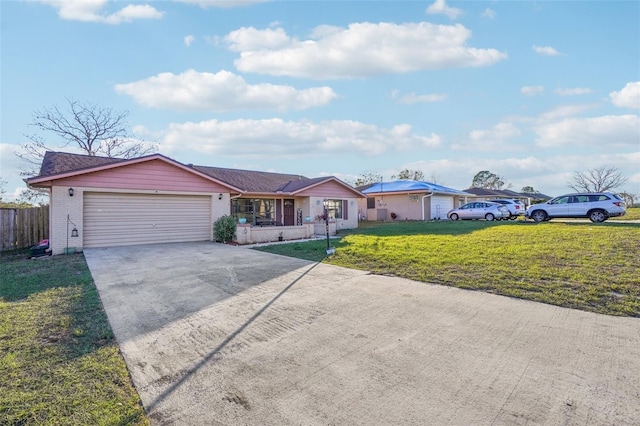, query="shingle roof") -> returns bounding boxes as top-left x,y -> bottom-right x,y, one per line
31,151 -> 361,196
192,165 -> 308,193
38,151 -> 125,177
